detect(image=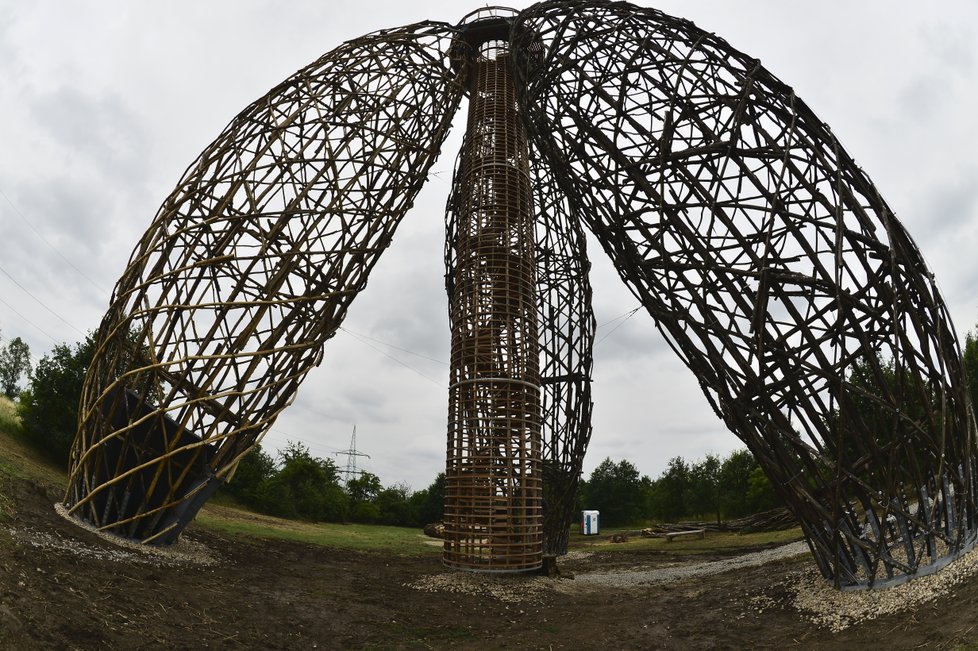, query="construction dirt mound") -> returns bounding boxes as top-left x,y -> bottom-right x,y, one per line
3,471 -> 978,649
